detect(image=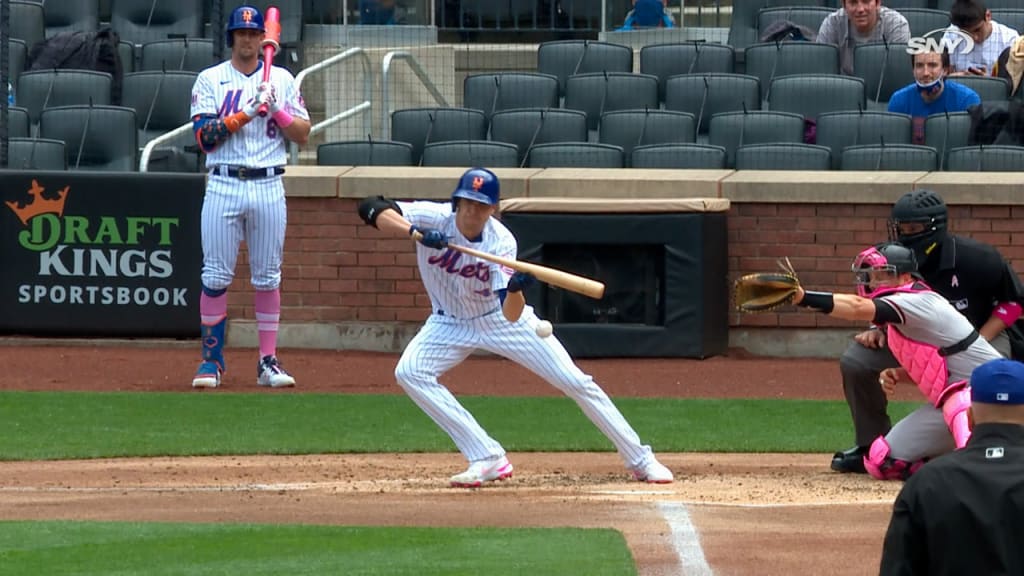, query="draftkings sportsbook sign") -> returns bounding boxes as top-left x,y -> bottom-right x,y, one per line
1,172 -> 204,337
